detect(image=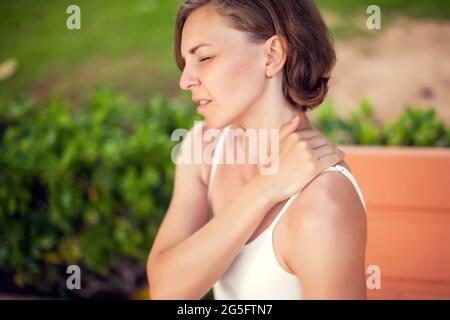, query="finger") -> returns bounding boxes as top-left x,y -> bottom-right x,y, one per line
265,115 -> 300,161
296,129 -> 323,141
278,114 -> 301,141
313,145 -> 339,160
281,132 -> 327,158
316,150 -> 344,167
307,136 -> 330,150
